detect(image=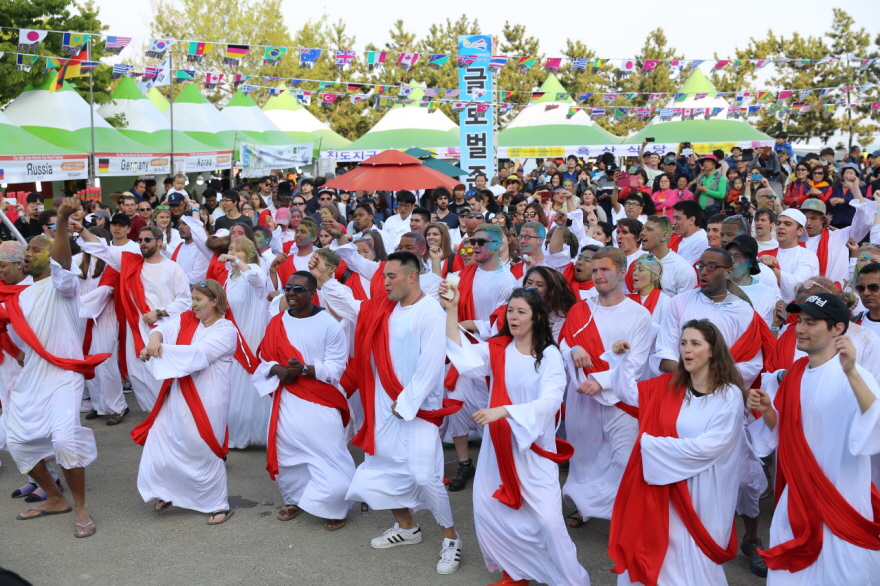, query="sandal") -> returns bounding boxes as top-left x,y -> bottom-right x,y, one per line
24,479 -> 64,503
106,407 -> 130,426
11,482 -> 37,499
153,500 -> 173,513
277,505 -> 302,521
565,512 -> 587,528
207,509 -> 234,525
16,507 -> 72,520
325,518 -> 346,531
75,520 -> 97,538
